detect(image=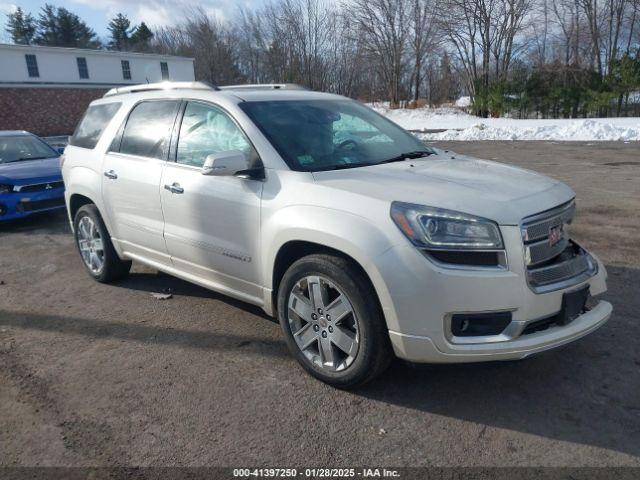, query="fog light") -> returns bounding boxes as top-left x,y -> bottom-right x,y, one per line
0,204 -> 6,216
451,312 -> 512,337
